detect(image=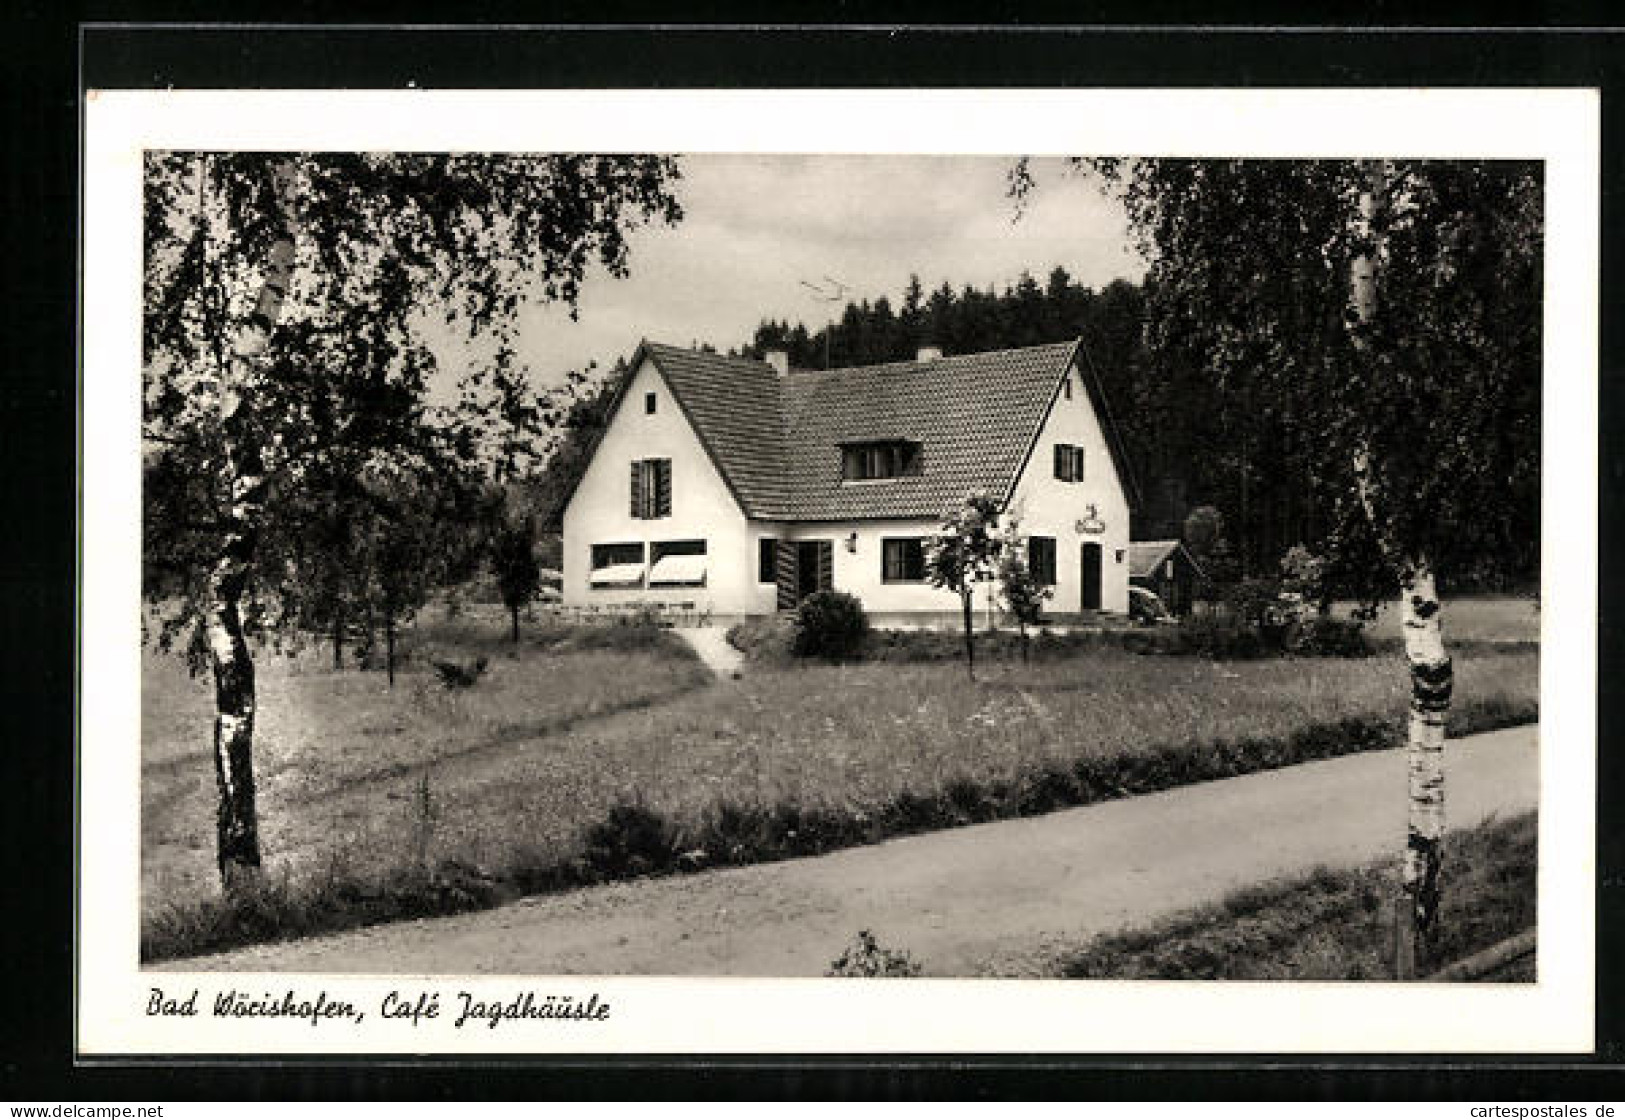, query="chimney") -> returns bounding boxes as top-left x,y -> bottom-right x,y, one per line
764,349 -> 790,377
916,344 -> 943,363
